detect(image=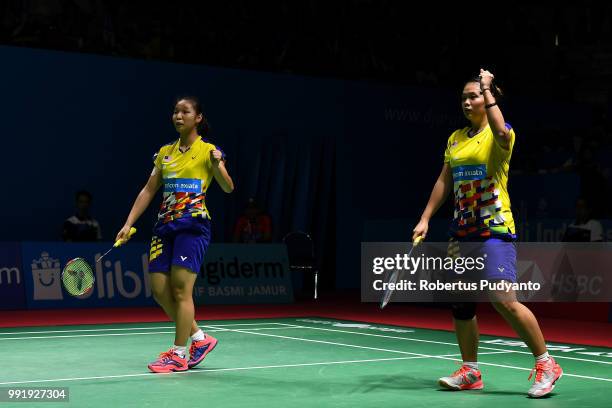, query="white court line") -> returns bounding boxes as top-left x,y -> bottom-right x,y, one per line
0,322 -> 284,336
3,319 -> 608,366
0,352 -> 479,386
205,324 -> 510,360
277,322 -> 612,366
208,324 -> 612,383
0,326 -> 302,341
